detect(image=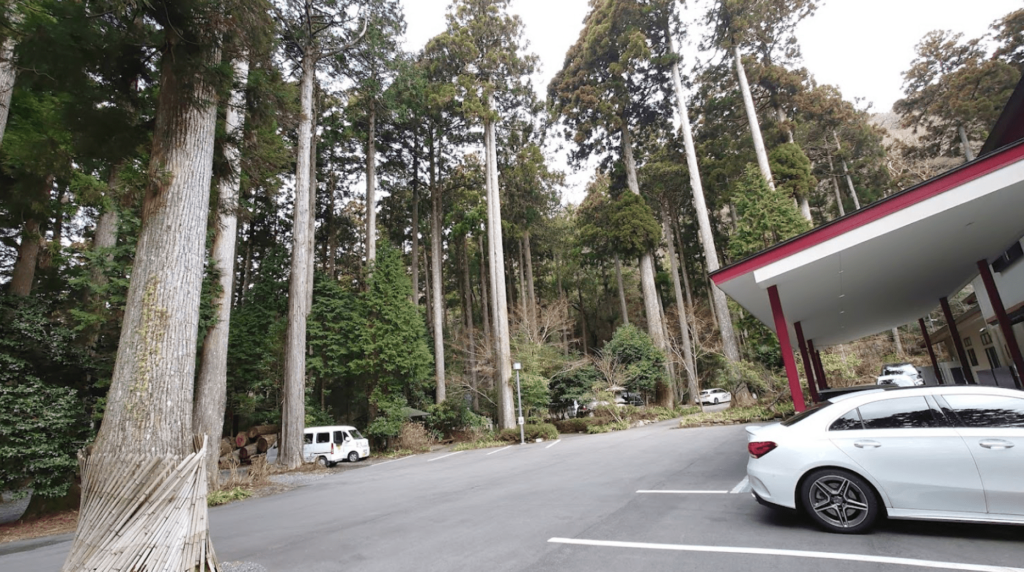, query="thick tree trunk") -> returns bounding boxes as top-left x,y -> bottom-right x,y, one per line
827,150 -> 846,217
665,218 -> 698,404
777,106 -> 794,144
621,127 -> 667,352
478,233 -> 491,351
623,126 -> 673,406
959,125 -> 975,162
672,222 -> 694,311
194,58 -> 248,490
799,196 -> 812,220
424,247 -> 433,333
614,254 -> 628,325
734,46 -> 774,191
63,38 -> 221,572
485,115 -> 513,429
306,99 -> 318,312
523,229 -> 537,331
430,135 -> 445,403
517,241 -> 527,327
893,327 -> 904,357
366,105 -> 377,263
90,206 -> 119,288
577,274 -> 588,355
8,177 -> 50,296
280,56 -> 316,470
411,143 -> 420,302
326,173 -> 337,278
0,9 -> 19,148
667,33 -> 740,363
462,237 -> 478,410
833,131 -> 861,210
